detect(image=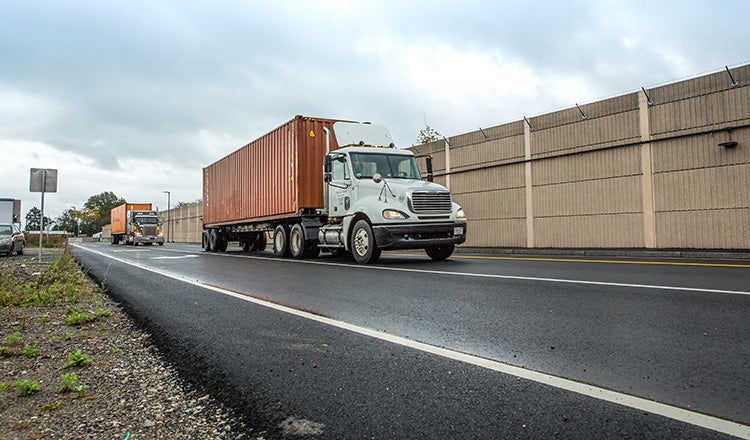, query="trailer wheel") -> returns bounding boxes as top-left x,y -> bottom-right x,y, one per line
425,244 -> 455,261
209,229 -> 220,252
273,224 -> 291,257
202,231 -> 211,251
217,233 -> 228,252
351,220 -> 381,264
253,232 -> 267,252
